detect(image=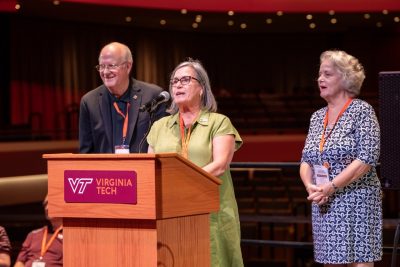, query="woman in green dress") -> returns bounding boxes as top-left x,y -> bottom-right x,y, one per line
147,58 -> 244,267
